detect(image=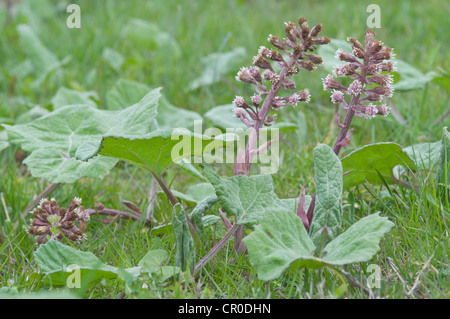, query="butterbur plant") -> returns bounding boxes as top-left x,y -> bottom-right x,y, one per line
196,23 -> 397,284
28,197 -> 89,245
232,17 -> 329,175
324,29 -> 396,155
